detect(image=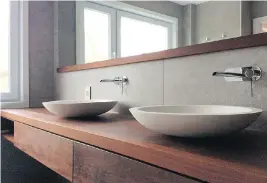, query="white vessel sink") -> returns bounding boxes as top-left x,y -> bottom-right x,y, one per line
130,105 -> 262,137
43,100 -> 117,118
